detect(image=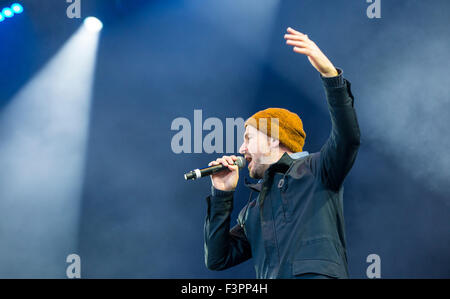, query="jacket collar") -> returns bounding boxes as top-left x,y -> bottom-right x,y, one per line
244,177 -> 263,192
244,151 -> 309,192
